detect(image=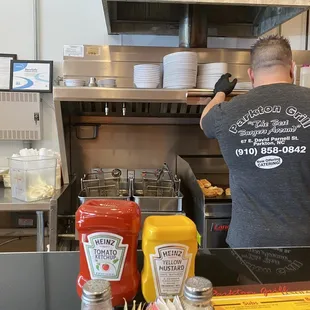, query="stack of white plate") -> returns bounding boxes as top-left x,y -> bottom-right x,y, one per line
197,63 -> 228,89
64,79 -> 85,87
163,52 -> 198,89
235,82 -> 252,90
134,64 -> 161,88
98,79 -> 116,88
